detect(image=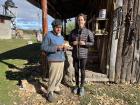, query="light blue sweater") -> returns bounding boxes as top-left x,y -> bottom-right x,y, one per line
41,31 -> 65,61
